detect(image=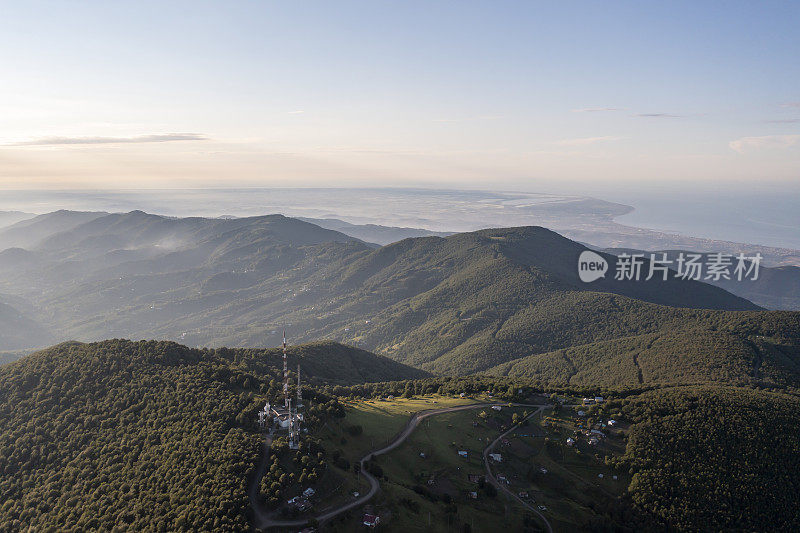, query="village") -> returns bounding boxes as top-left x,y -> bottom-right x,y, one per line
247,334 -> 629,533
